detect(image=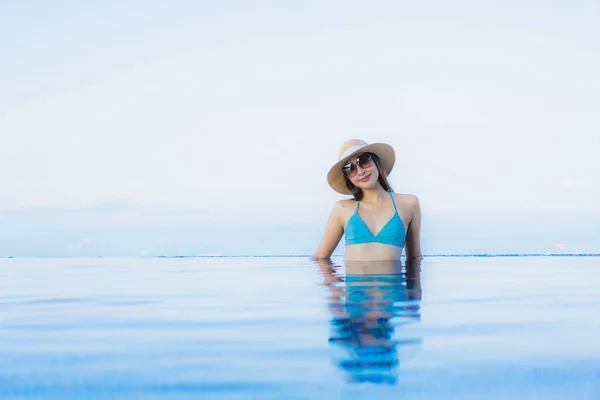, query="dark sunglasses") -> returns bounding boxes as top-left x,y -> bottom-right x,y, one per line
342,153 -> 373,177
